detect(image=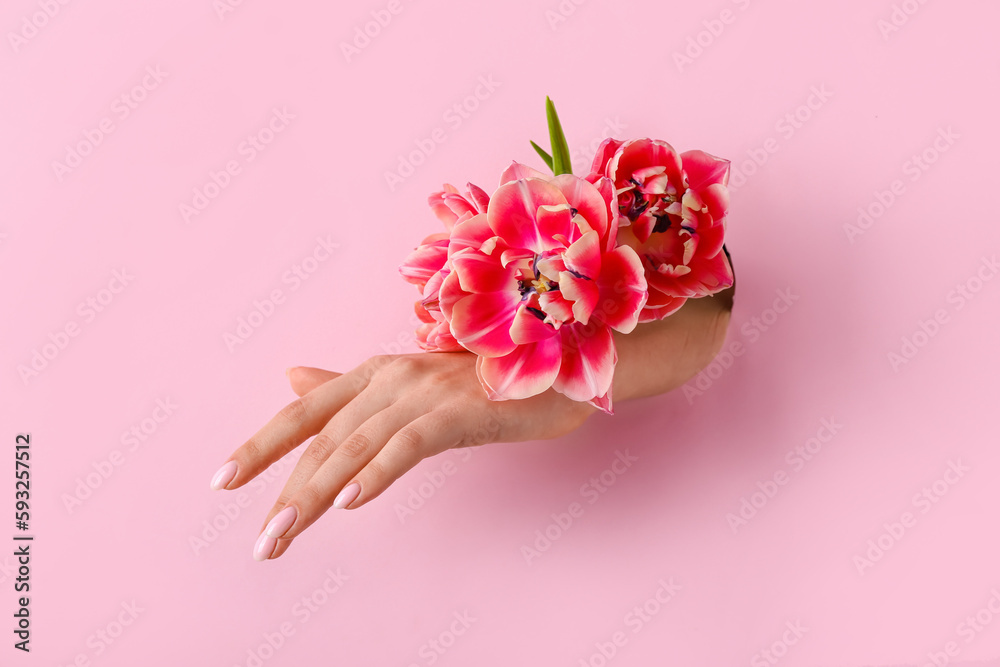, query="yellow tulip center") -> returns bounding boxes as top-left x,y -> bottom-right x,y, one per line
530,277 -> 552,293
